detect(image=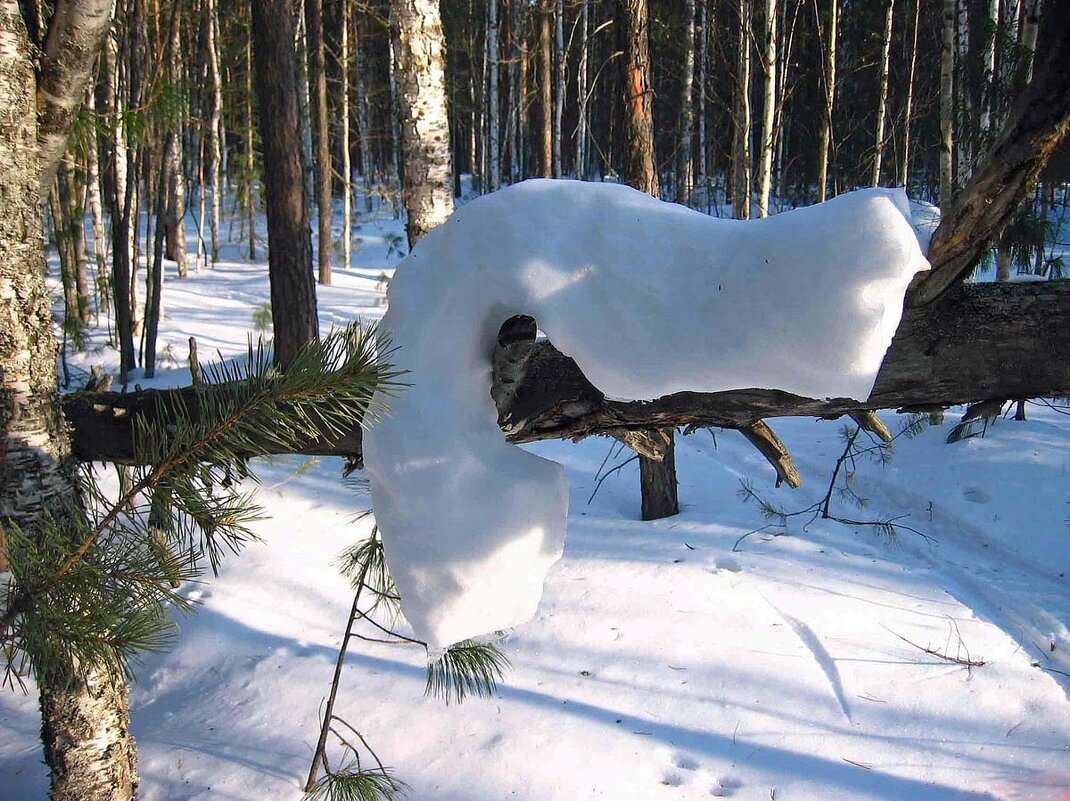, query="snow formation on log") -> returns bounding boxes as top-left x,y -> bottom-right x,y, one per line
365,180 -> 930,648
